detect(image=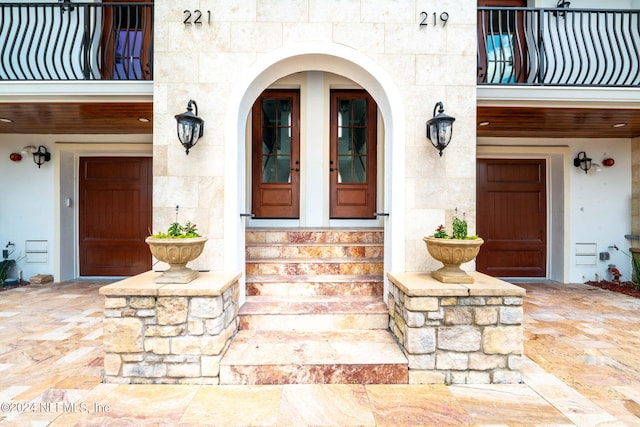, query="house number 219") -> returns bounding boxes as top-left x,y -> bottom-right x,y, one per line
419,11 -> 449,27
183,10 -> 211,25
